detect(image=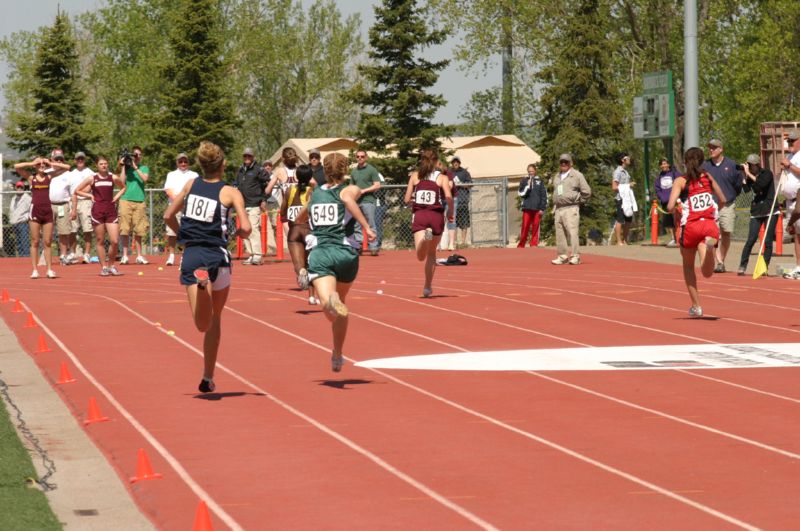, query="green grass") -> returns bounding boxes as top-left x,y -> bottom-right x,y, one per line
0,399 -> 61,530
